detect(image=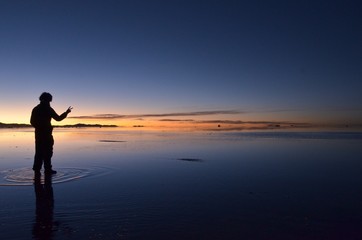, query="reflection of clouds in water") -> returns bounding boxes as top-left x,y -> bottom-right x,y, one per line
0,167 -> 109,186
